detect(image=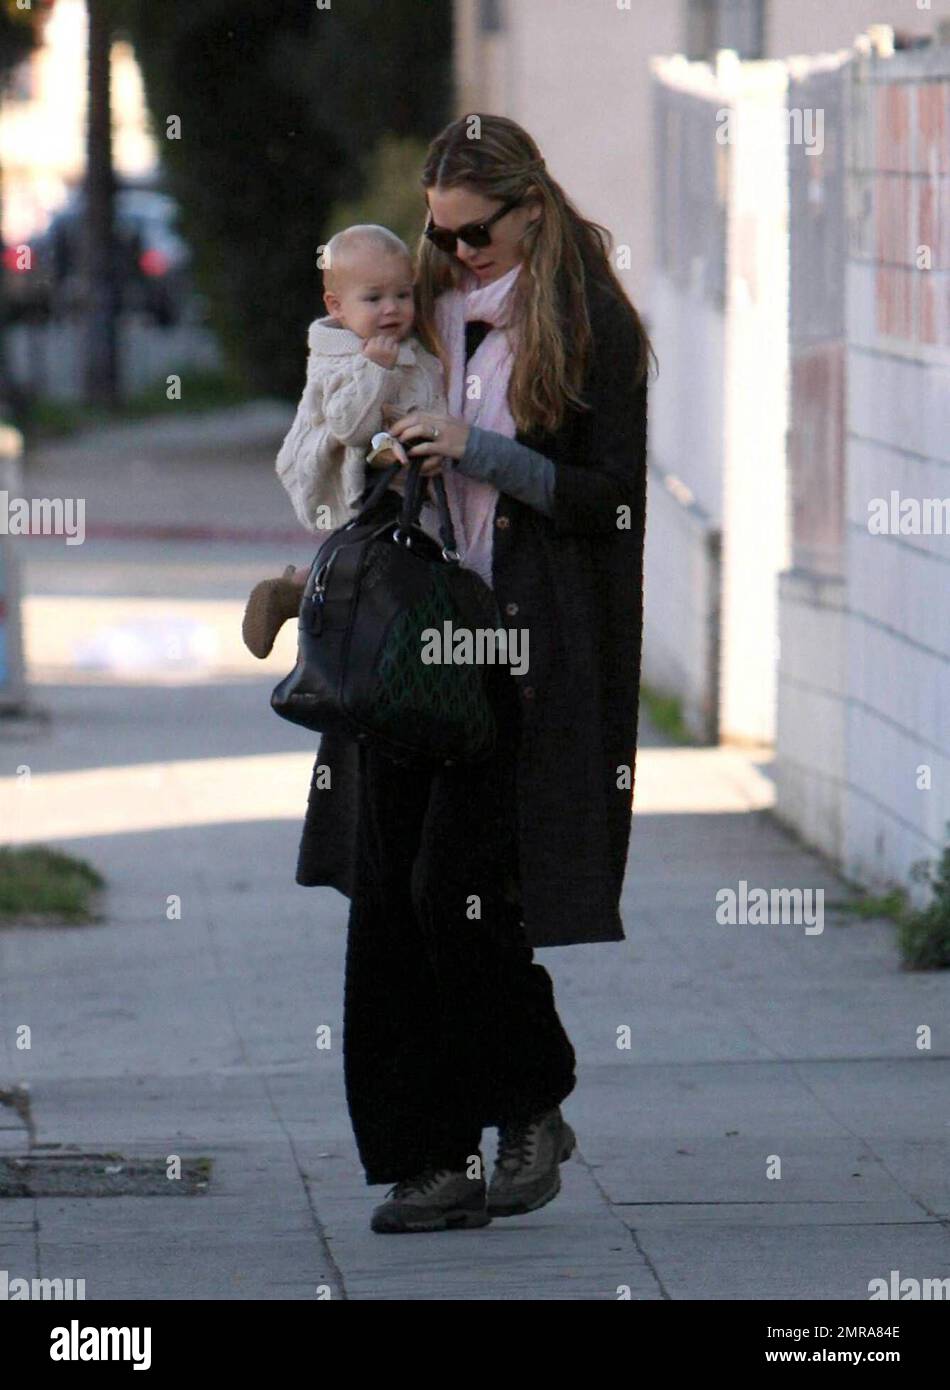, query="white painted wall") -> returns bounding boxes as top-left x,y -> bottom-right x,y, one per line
454,0 -> 680,319
718,55 -> 790,744
453,0 -> 945,324
642,69 -> 729,739
766,0 -> 941,60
